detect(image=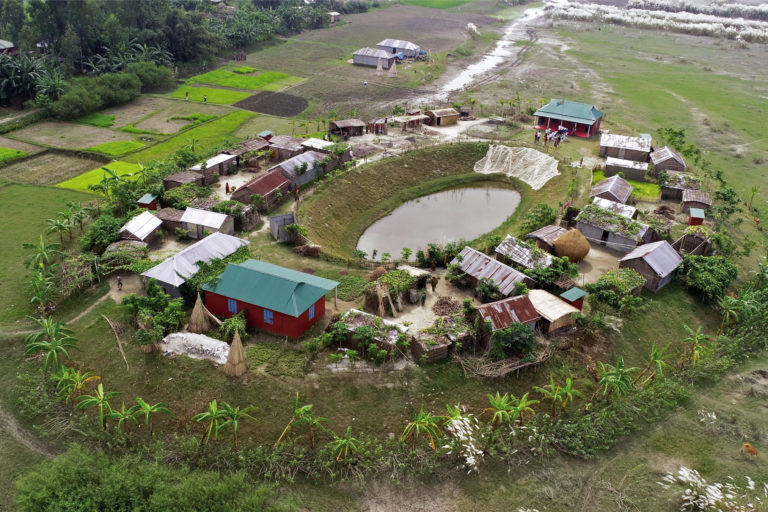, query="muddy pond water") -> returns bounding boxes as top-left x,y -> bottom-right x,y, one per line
356,186 -> 521,259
